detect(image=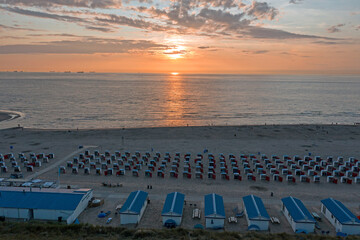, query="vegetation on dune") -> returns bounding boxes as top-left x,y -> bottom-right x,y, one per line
0,222 -> 359,240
